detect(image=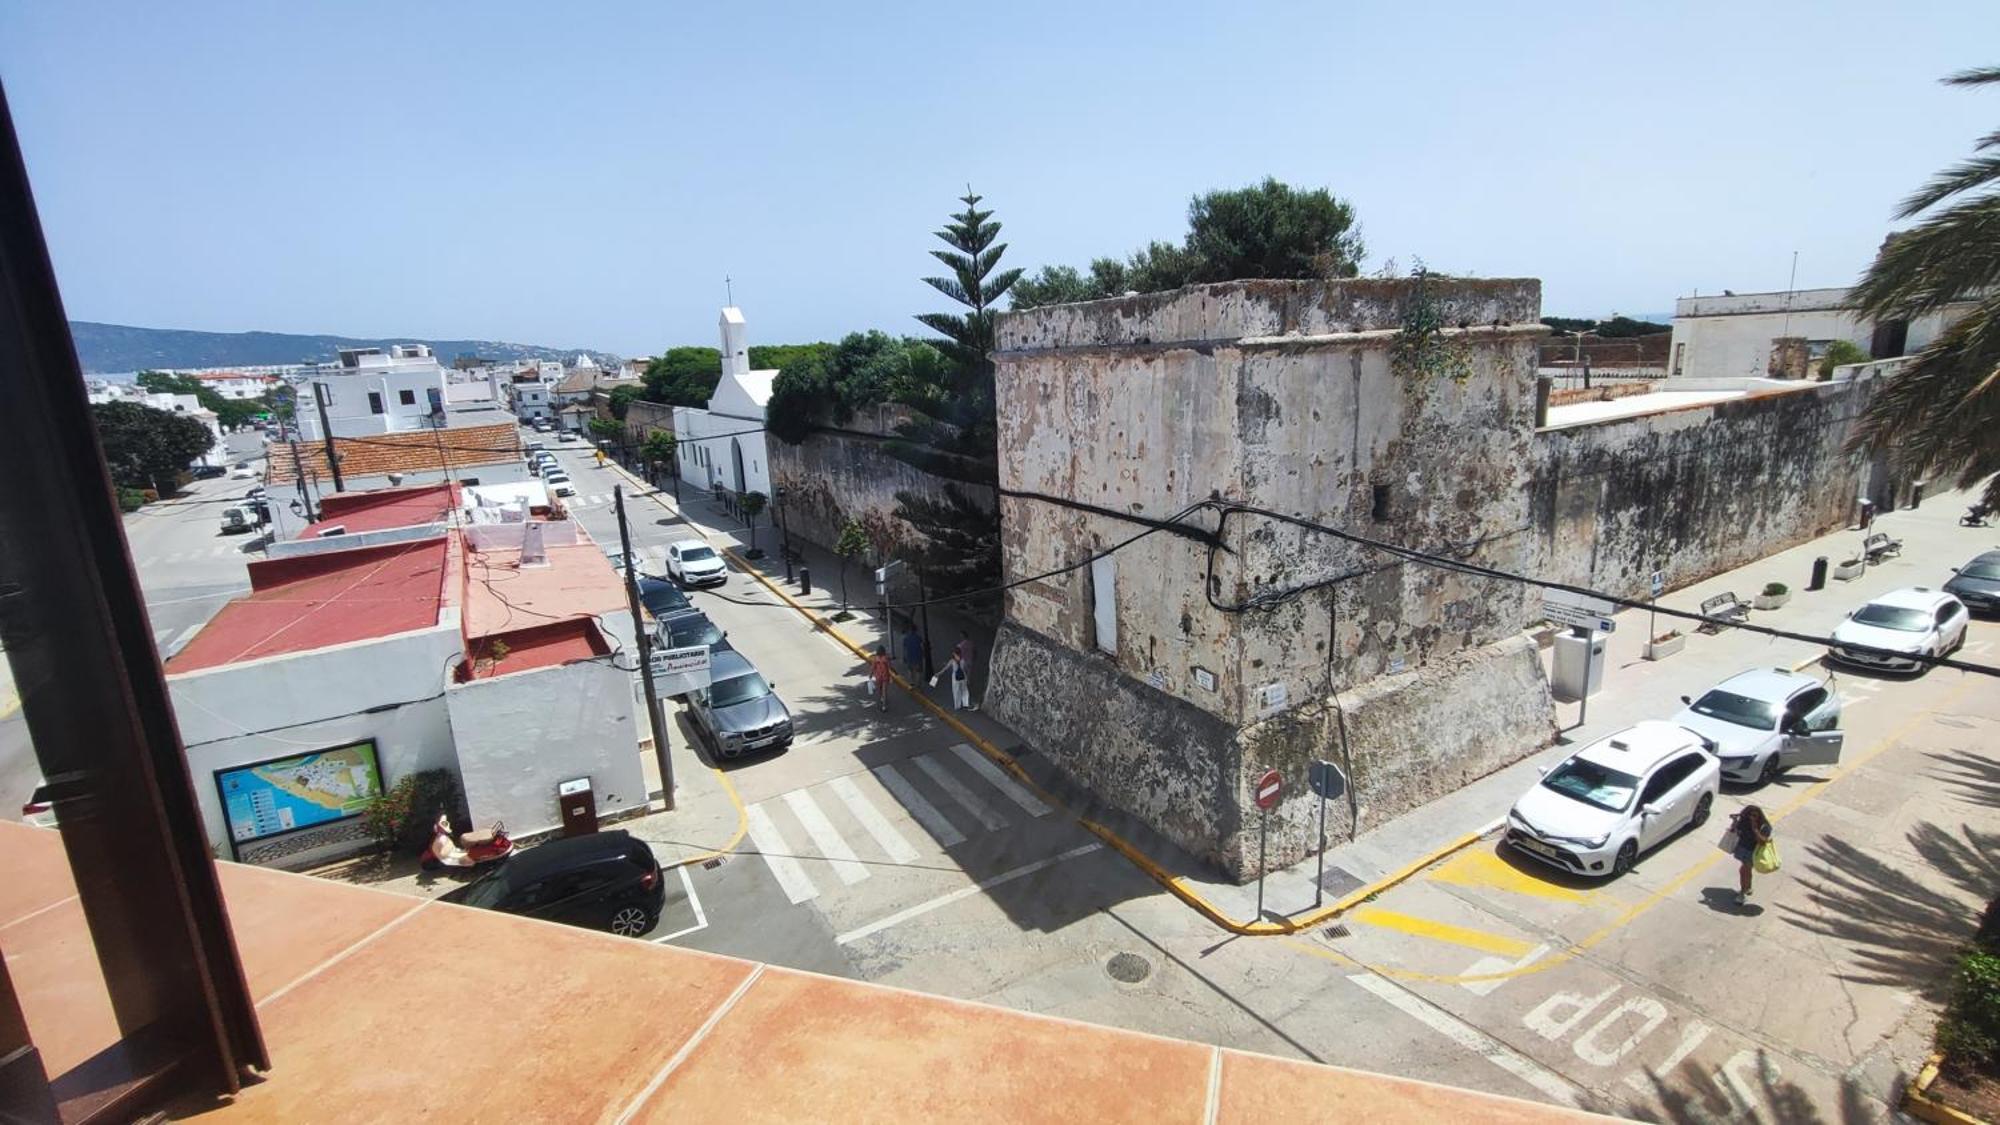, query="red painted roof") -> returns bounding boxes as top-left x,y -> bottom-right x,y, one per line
302,483 -> 458,538
167,538 -> 448,673
458,618 -> 610,680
